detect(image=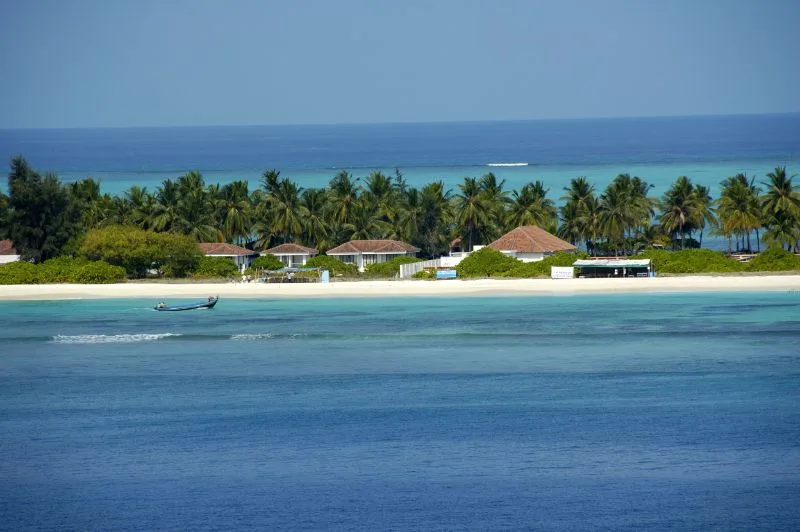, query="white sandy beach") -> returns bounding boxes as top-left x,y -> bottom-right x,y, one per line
1,275 -> 800,301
